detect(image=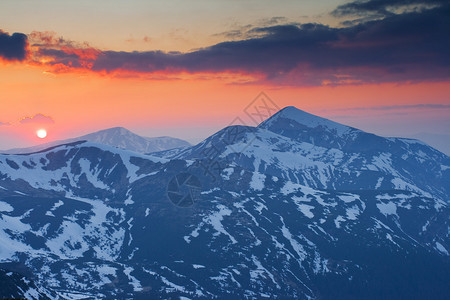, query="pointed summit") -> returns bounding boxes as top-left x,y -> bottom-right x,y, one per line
80,127 -> 135,141
258,106 -> 365,150
259,106 -> 356,136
